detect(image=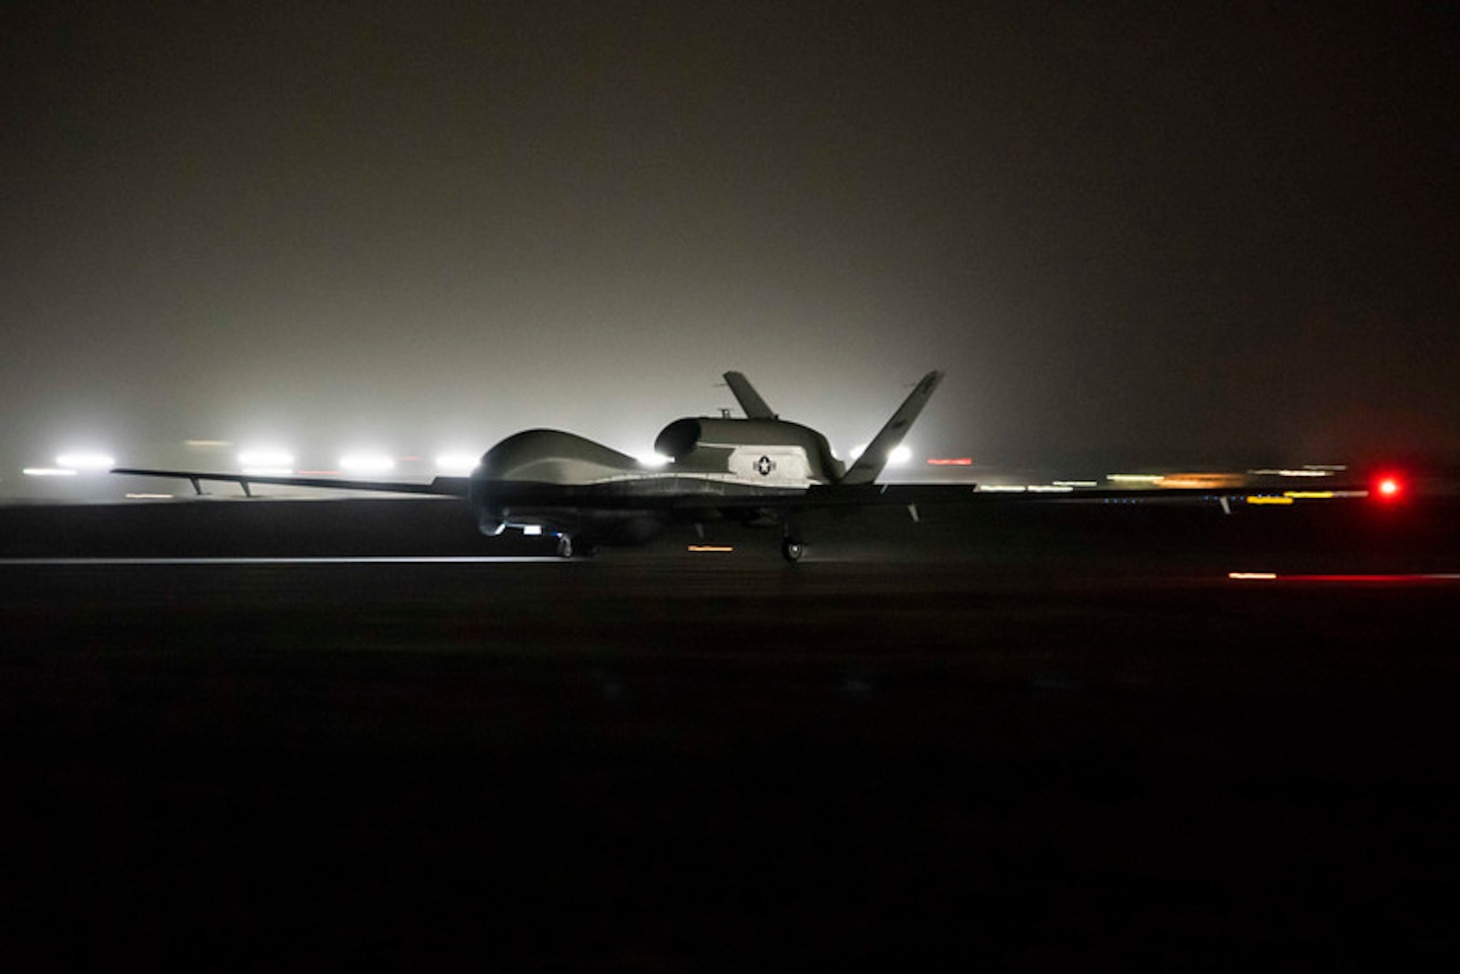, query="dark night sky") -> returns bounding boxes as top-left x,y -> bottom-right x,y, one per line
4,1 -> 1457,476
